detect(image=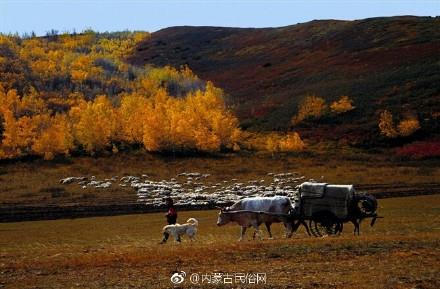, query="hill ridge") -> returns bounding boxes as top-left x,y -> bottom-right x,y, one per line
128,16 -> 440,140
